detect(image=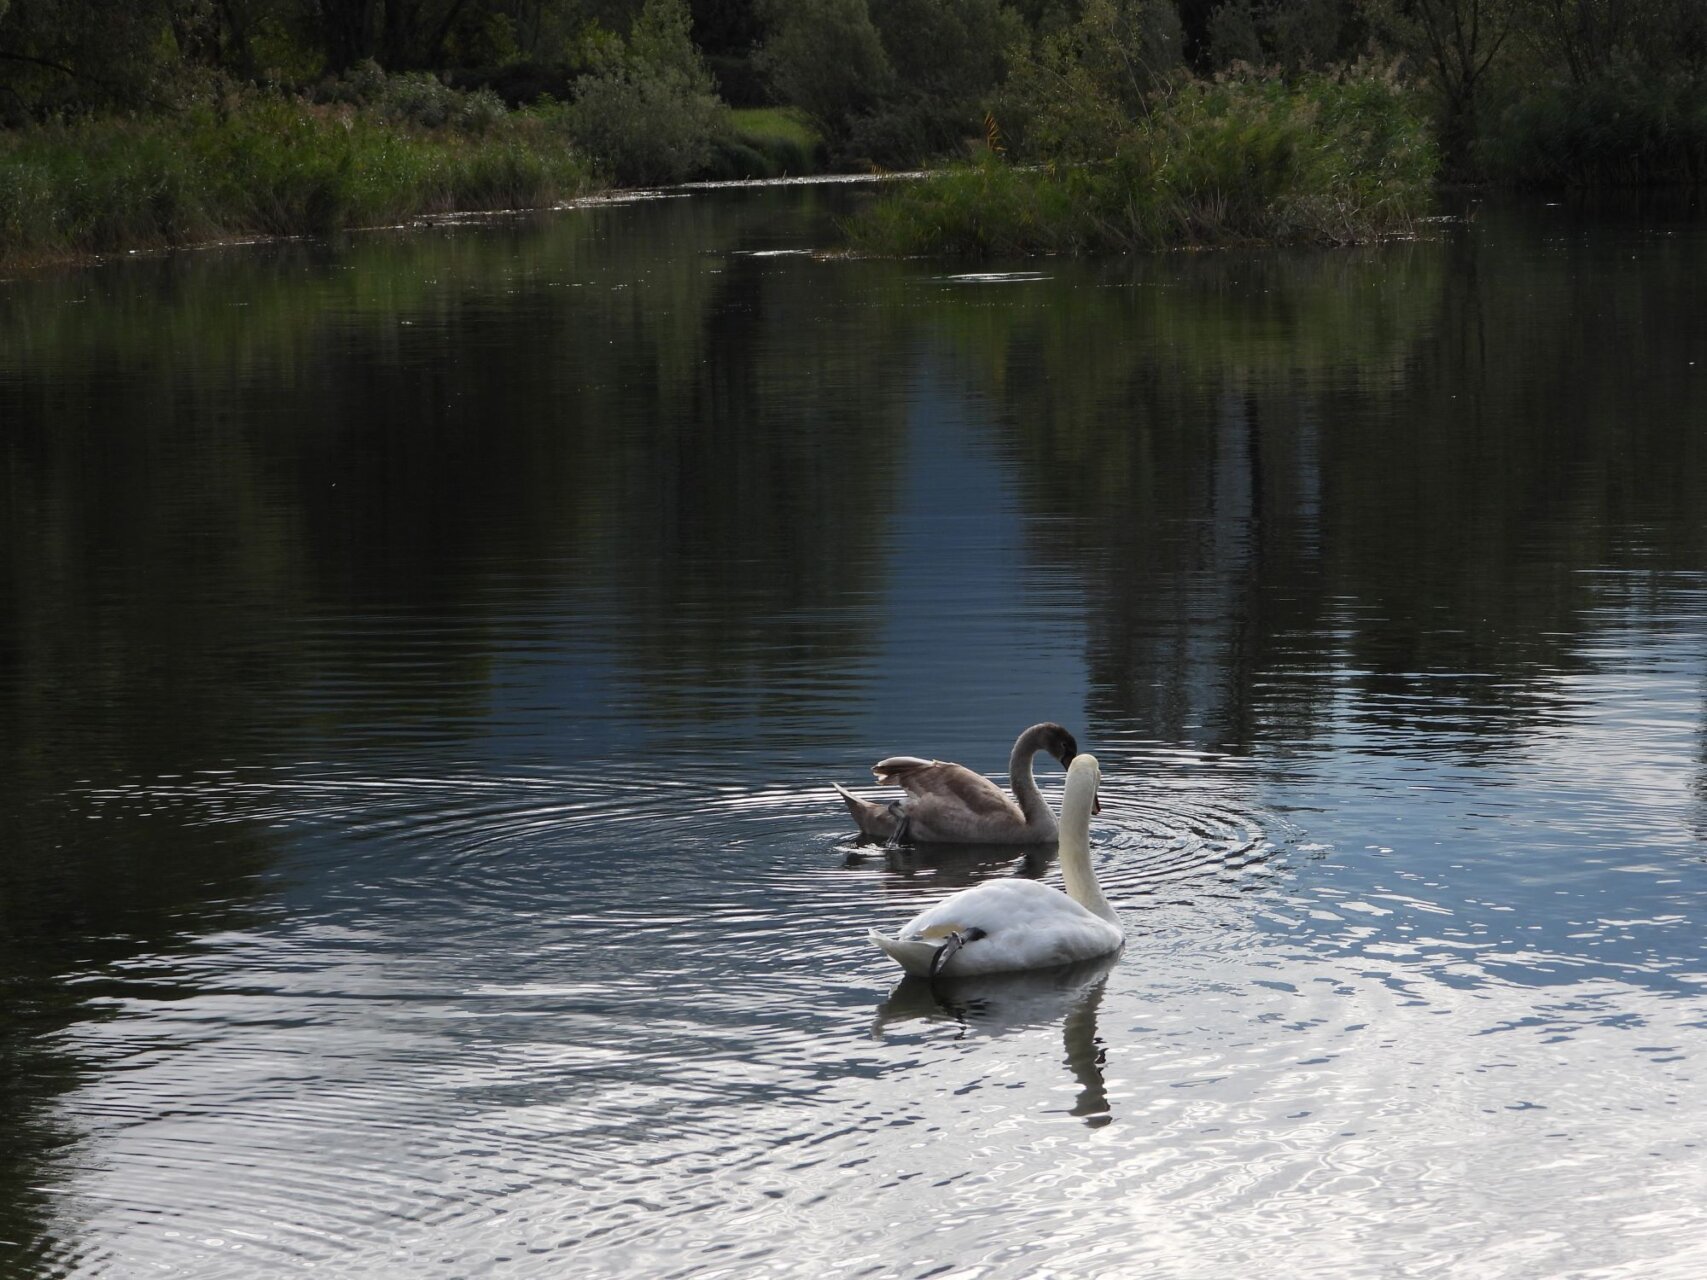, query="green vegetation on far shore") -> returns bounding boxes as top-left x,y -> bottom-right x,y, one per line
0,0 -> 832,270
719,108 -> 824,178
0,99 -> 597,269
3,0 -> 1707,270
0,97 -> 833,272
851,69 -> 1436,257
